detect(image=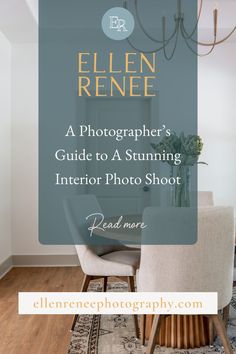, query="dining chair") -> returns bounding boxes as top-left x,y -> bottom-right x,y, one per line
198,191 -> 214,206
138,206 -> 235,354
198,191 -> 234,325
63,194 -> 140,336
